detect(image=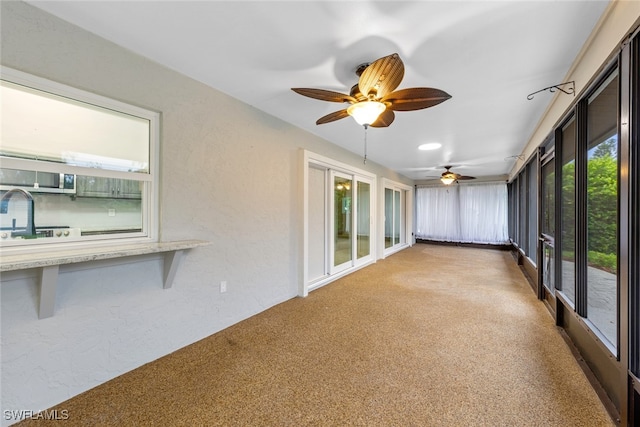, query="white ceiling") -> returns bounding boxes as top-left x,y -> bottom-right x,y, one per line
27,0 -> 610,181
